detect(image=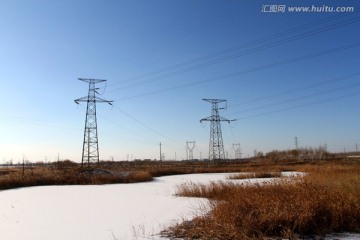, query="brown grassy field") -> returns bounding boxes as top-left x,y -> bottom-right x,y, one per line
169,161 -> 360,239
0,161 -> 153,190
0,159 -> 299,190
